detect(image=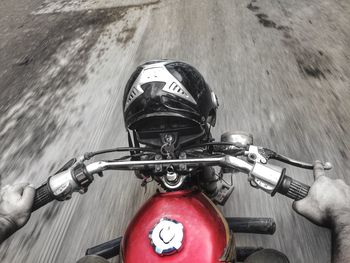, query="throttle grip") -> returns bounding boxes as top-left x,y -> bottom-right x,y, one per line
32,183 -> 55,212
276,175 -> 310,201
